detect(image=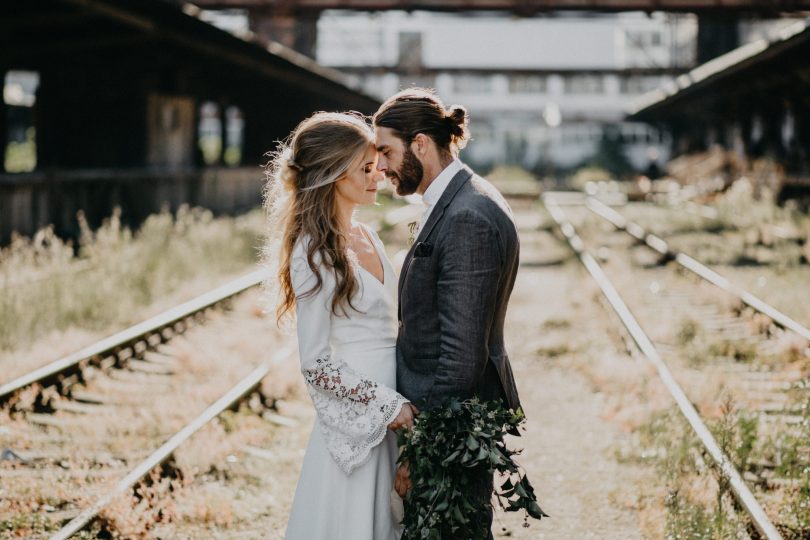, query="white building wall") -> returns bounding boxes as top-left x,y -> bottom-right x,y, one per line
316,11 -> 693,173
